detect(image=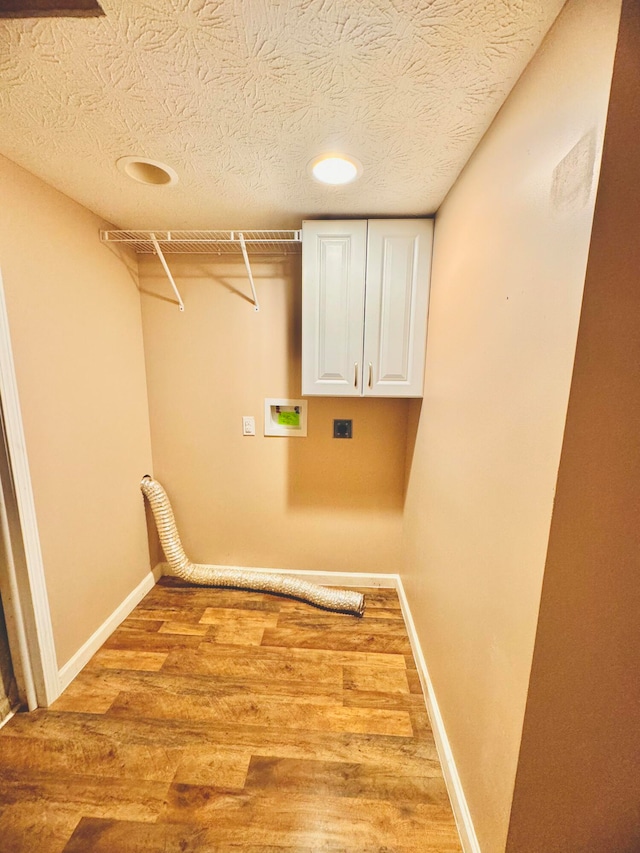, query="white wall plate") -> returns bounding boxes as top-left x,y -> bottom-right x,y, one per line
264,398 -> 307,437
